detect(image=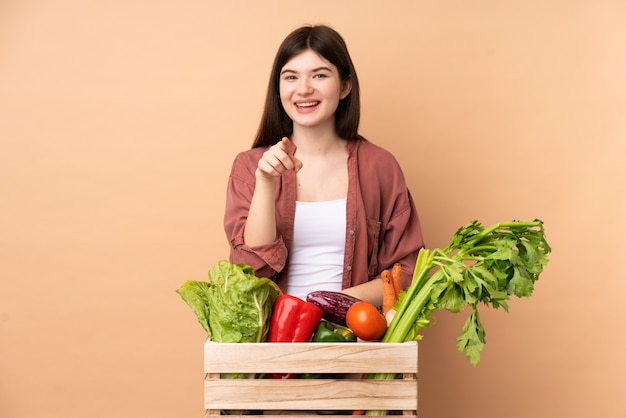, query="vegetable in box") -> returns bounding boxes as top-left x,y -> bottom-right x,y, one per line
176,260 -> 280,343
